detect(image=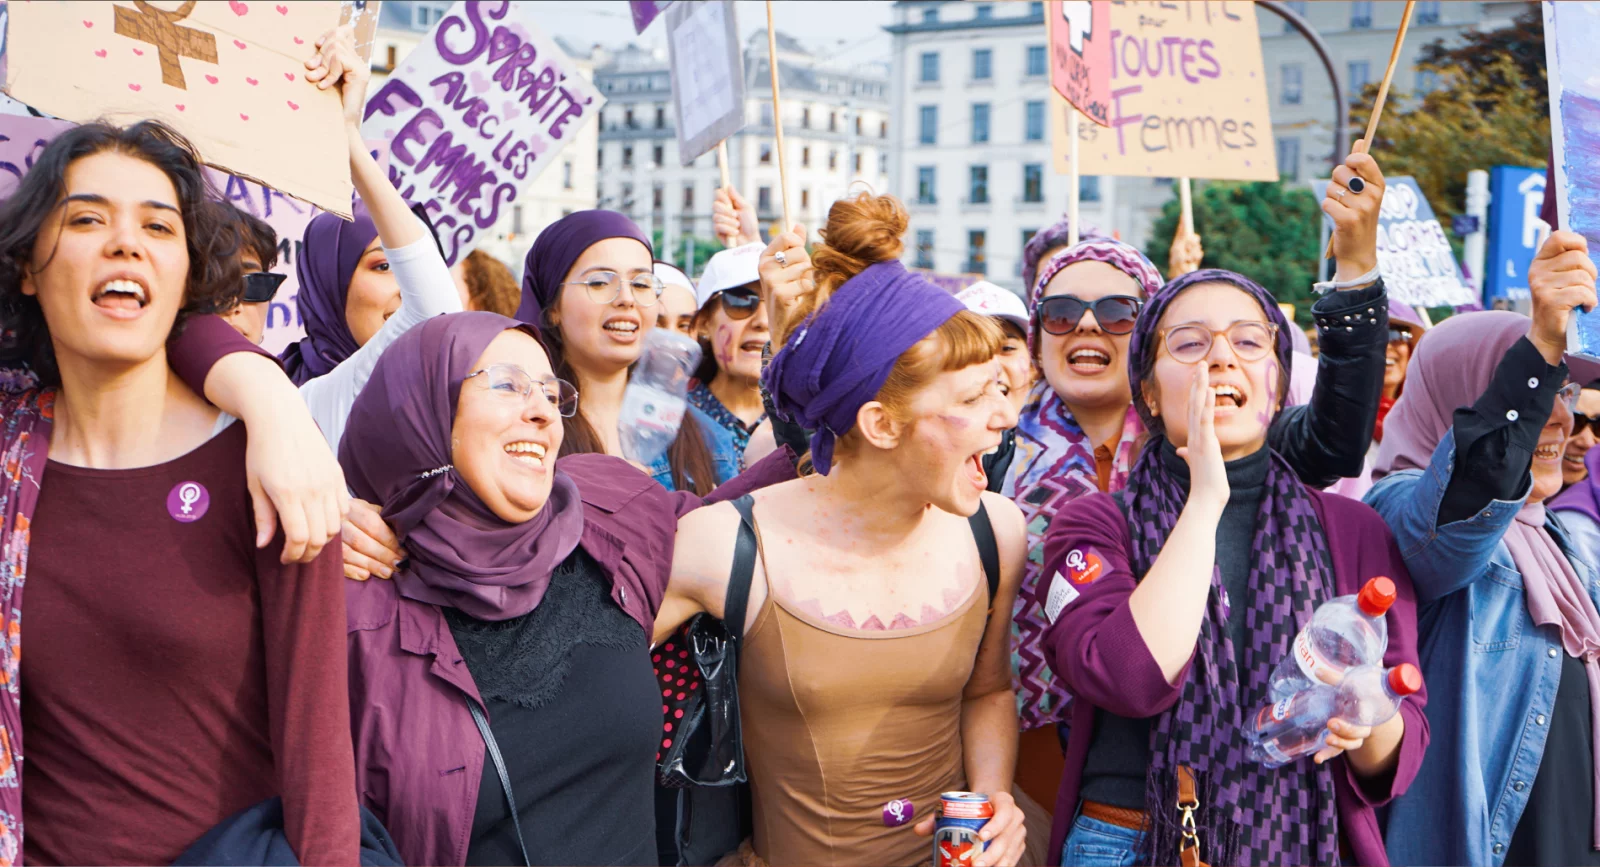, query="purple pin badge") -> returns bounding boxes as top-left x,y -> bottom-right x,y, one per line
883,798 -> 915,827
166,481 -> 210,523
